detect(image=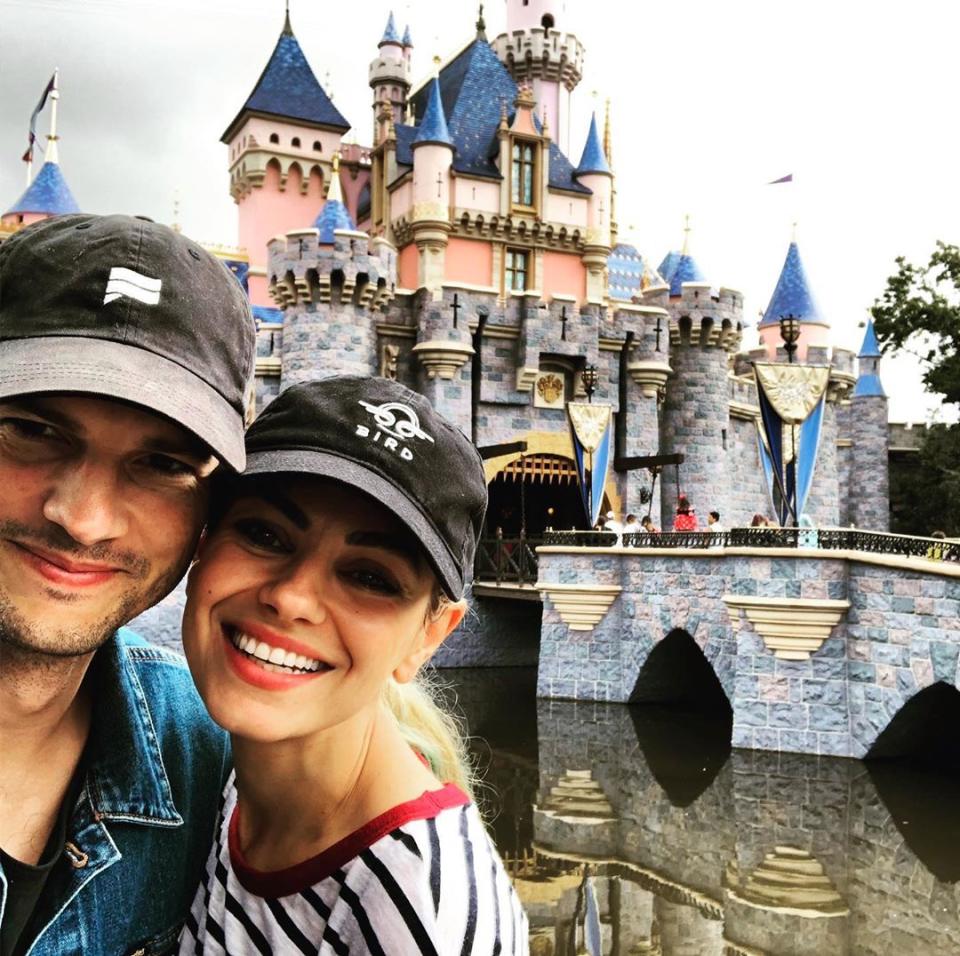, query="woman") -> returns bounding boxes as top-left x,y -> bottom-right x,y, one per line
179,376 -> 528,953
672,494 -> 698,532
